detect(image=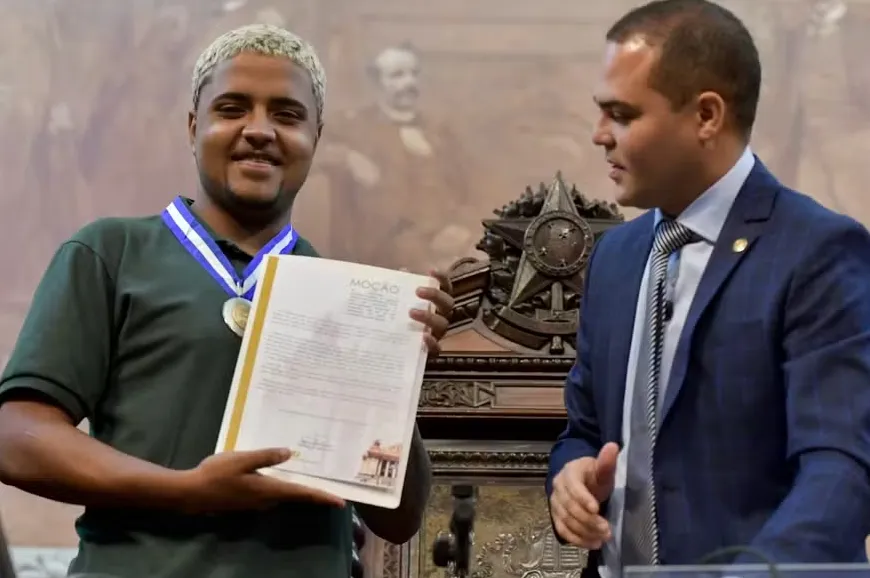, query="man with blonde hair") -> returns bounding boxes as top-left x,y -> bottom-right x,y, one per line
0,24 -> 453,578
